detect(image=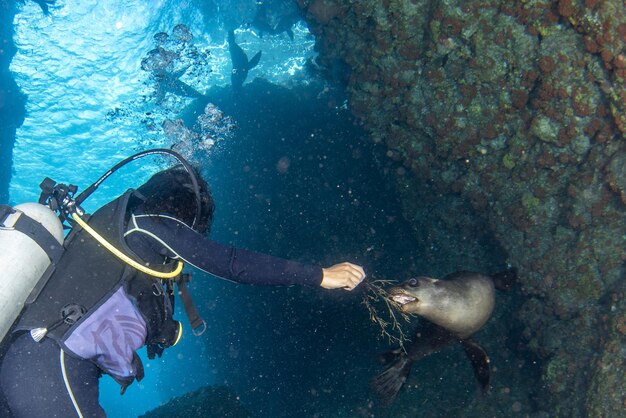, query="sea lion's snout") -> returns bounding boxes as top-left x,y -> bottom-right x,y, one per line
387,283 -> 422,313
387,277 -> 437,313
390,293 -> 417,305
